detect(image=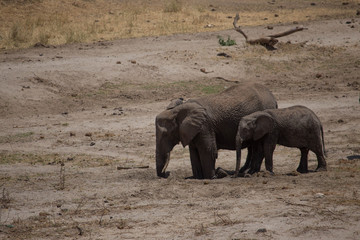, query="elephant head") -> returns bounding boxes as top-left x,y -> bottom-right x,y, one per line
235,112 -> 274,175
155,101 -> 207,178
